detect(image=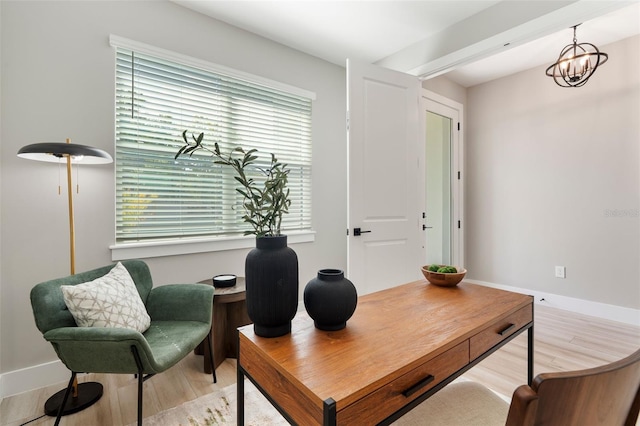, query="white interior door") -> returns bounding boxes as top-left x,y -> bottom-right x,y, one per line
346,59 -> 423,295
423,91 -> 464,268
425,110 -> 453,265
